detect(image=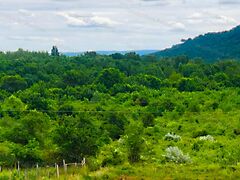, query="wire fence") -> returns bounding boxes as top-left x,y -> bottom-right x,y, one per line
0,158 -> 86,179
